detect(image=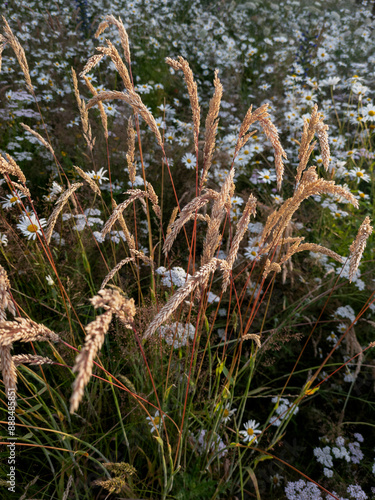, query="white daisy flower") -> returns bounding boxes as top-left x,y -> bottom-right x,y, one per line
361,103 -> 375,122
17,214 -> 47,240
349,167 -> 370,183
258,169 -> 276,184
181,152 -> 196,169
146,410 -> 163,434
87,167 -> 109,184
0,233 -> 8,246
1,190 -> 26,210
102,103 -> 117,116
46,275 -> 55,286
240,419 -> 262,443
221,403 -> 237,423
